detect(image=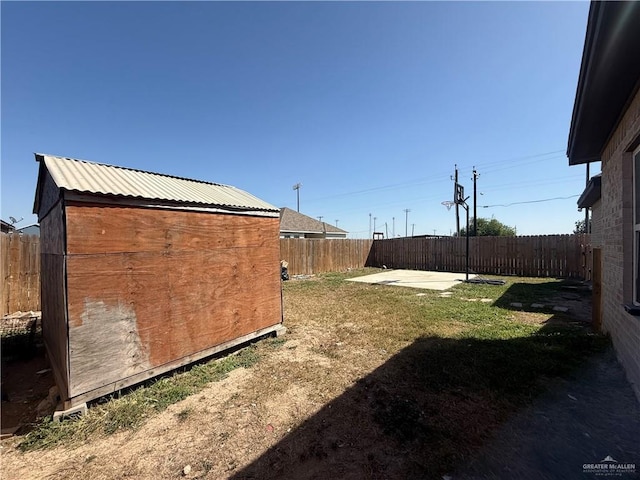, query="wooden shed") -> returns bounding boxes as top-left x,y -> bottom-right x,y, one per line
33,154 -> 284,409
